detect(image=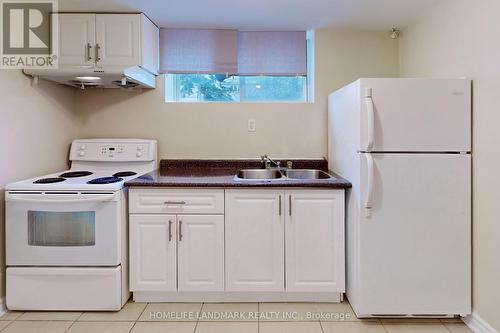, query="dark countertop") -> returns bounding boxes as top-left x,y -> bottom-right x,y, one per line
125,159 -> 351,189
